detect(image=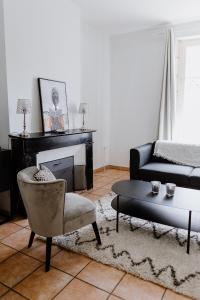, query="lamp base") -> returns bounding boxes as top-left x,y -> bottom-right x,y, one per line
19,130 -> 30,137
